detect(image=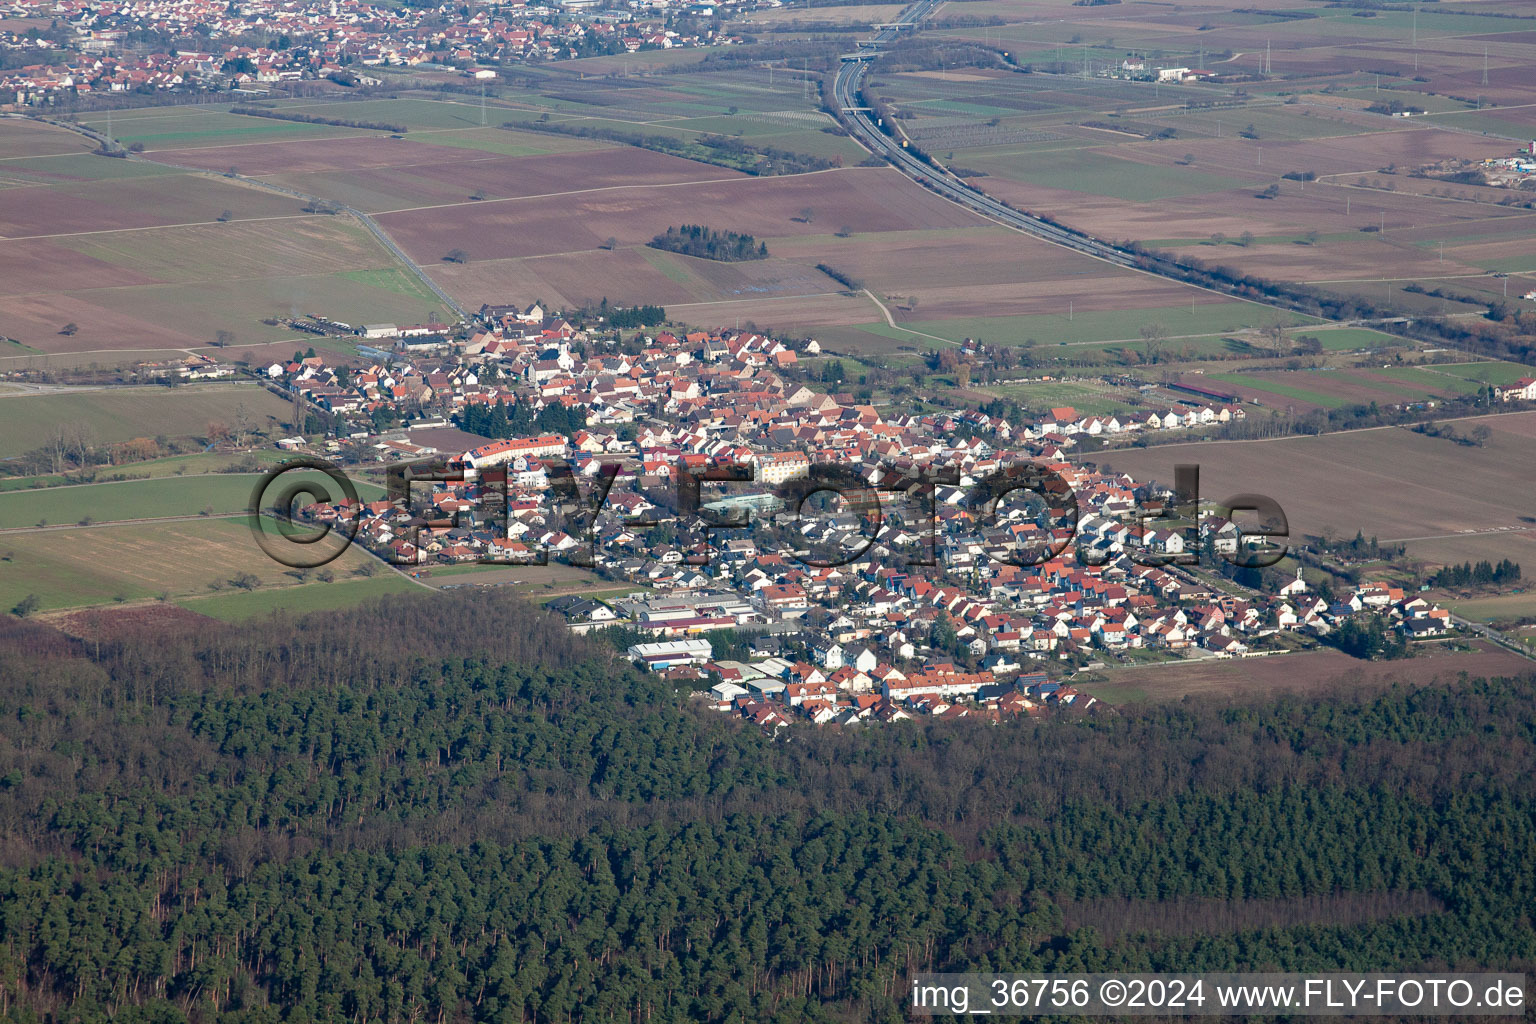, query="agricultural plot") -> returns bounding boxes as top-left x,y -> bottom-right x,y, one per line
0,476 -> 256,529
0,120 -> 88,160
0,471 -> 385,530
1199,366 -> 1484,411
985,379 -> 1138,417
376,166 -> 984,276
0,450 -> 288,491
0,385 -> 292,458
0,165 -> 302,239
860,14 -> 1536,318
1444,592 -> 1536,627
0,213 -> 446,354
0,515 -> 386,612
877,301 -> 1309,349
1099,410 -> 1536,567
1425,361 -> 1536,386
1305,328 -> 1405,351
1204,371 -> 1351,410
1076,642 -> 1534,705
178,573 -> 421,622
957,147 -> 1249,202
76,106 -> 369,150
